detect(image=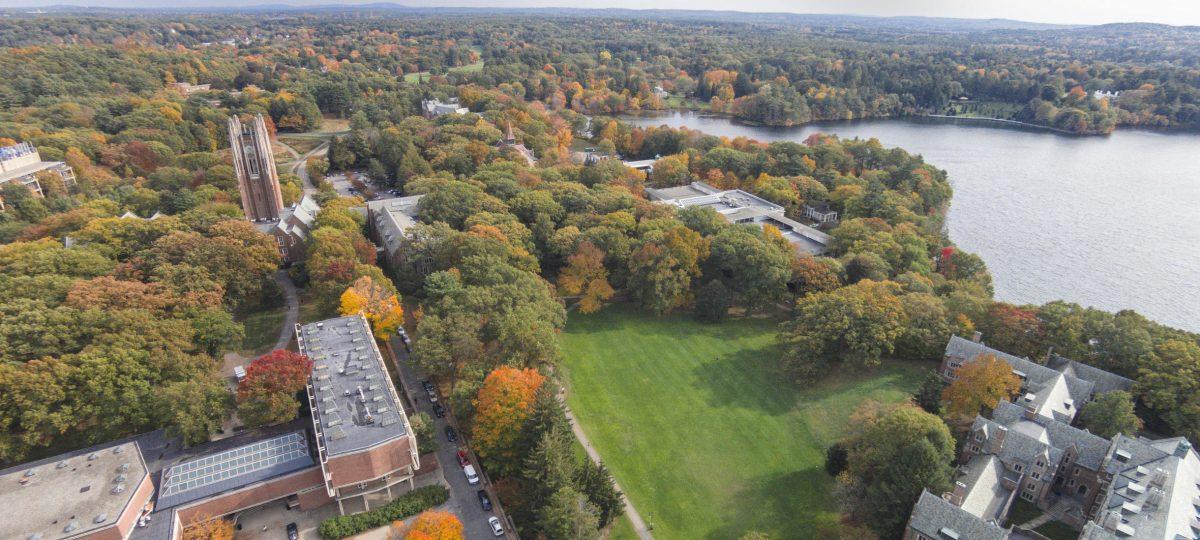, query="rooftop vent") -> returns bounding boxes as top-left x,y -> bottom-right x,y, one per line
27,534 -> 42,540
88,452 -> 100,461
24,468 -> 36,477
56,460 -> 69,469
111,483 -> 125,494
1152,468 -> 1168,486
1024,393 -> 1036,402
1115,449 -> 1132,462
64,521 -> 79,533
114,474 -> 127,483
938,527 -> 961,540
117,463 -> 129,473
94,513 -> 108,524
113,446 -> 124,454
1147,487 -> 1165,507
